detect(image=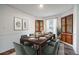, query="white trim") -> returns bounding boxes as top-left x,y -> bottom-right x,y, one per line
61,41 -> 72,47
